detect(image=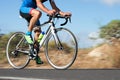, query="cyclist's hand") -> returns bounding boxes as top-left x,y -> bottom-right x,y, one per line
59,11 -> 72,17
47,9 -> 56,16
